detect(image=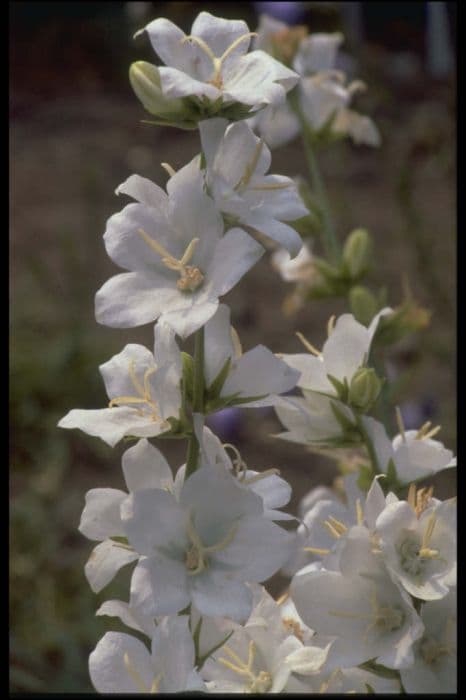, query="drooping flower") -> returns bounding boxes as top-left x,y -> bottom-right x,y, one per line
58,323 -> 182,446
198,118 -> 307,255
133,11 -> 299,123
95,166 -> 263,337
89,617 -> 206,693
250,16 -> 380,149
202,304 -> 300,411
123,465 -> 294,623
